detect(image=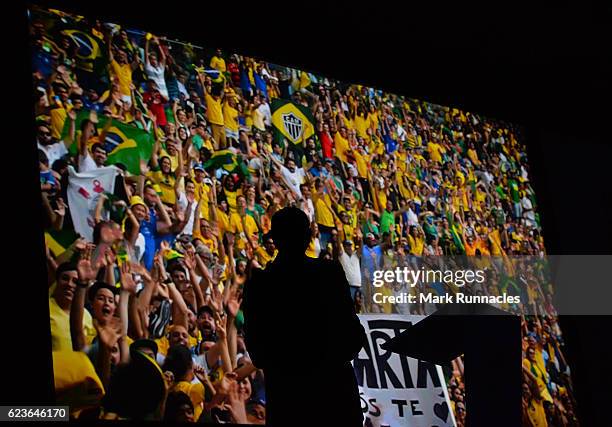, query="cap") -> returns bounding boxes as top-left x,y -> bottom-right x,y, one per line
343,240 -> 354,246
53,351 -> 105,411
203,177 -> 213,185
130,339 -> 159,358
152,184 -> 162,195
130,195 -> 146,209
366,233 -> 375,239
194,163 -> 205,172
